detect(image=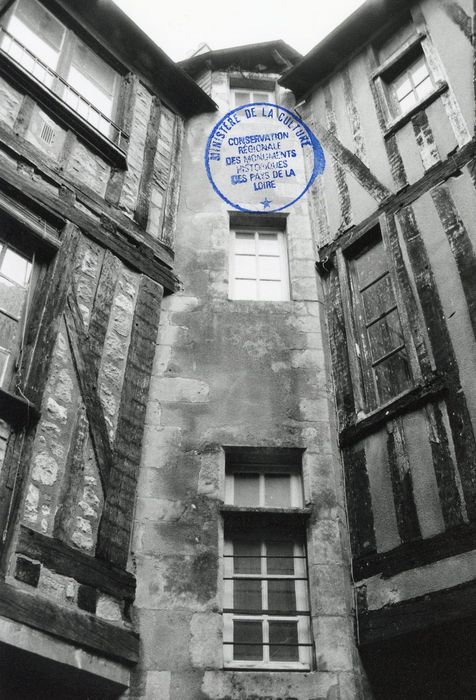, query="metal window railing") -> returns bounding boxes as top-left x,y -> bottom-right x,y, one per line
0,27 -> 128,150
223,641 -> 313,648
